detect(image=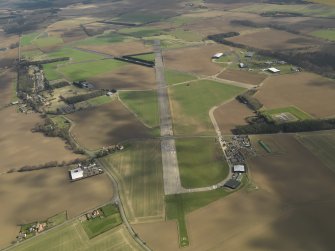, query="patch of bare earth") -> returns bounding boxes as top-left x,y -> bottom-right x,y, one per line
163,44 -> 229,76
90,64 -> 156,90
0,107 -> 80,173
255,72 -> 335,118
0,69 -> 16,106
67,101 -> 151,150
214,99 -> 254,134
0,168 -> 113,249
218,69 -> 267,85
